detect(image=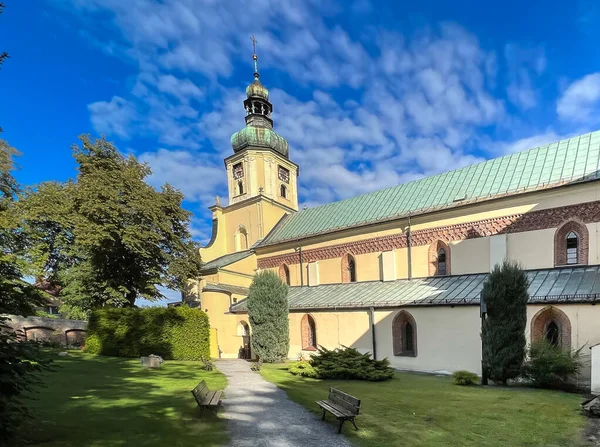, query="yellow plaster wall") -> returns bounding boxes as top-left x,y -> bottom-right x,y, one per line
288,311 -> 372,358
587,223 -> 600,265
451,238 -> 490,274
507,229 -> 555,269
375,307 -> 482,373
